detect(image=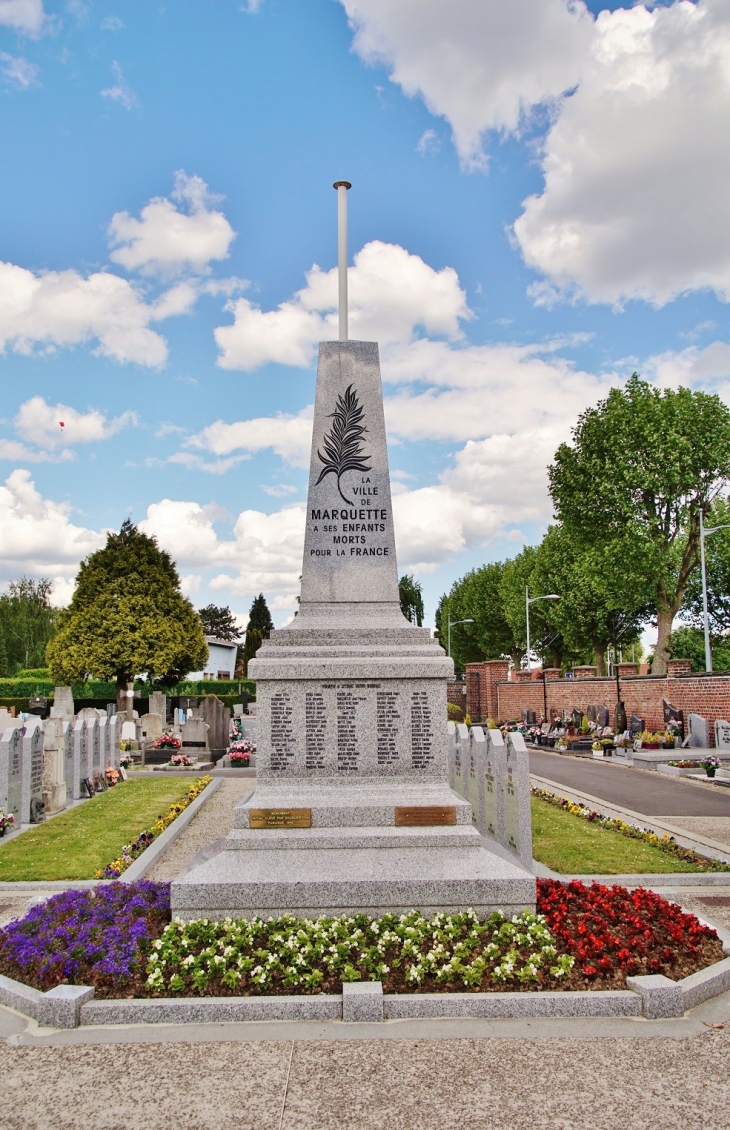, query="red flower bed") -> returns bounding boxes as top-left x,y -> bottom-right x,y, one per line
537,878 -> 724,988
